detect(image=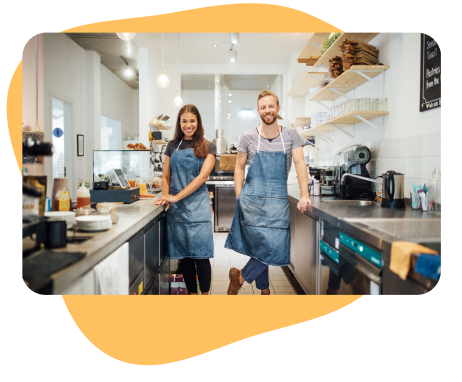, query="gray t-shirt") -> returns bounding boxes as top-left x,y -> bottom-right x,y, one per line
237,126 -> 306,174
164,139 -> 216,157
